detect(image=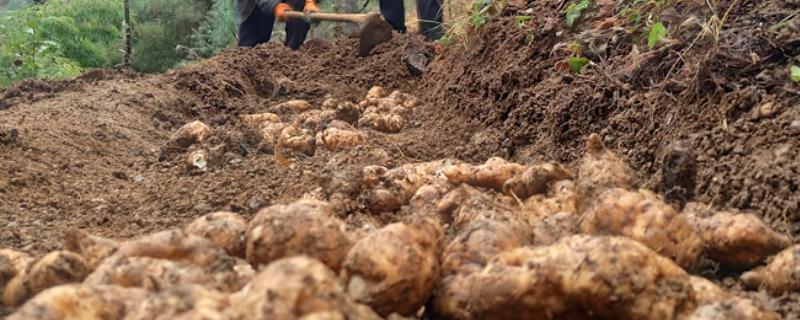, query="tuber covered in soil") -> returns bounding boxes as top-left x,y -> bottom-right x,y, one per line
230,256 -> 380,320
576,133 -> 636,213
580,188 -> 703,269
3,251 -> 90,307
434,235 -> 698,320
245,200 -> 352,271
164,121 -> 212,153
443,157 -> 526,191
741,244 -> 800,295
685,210 -> 791,270
185,211 -> 248,258
0,249 -> 32,294
126,284 -> 229,320
502,162 -> 572,199
341,218 -> 442,317
64,227 -> 119,270
7,284 -> 148,320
